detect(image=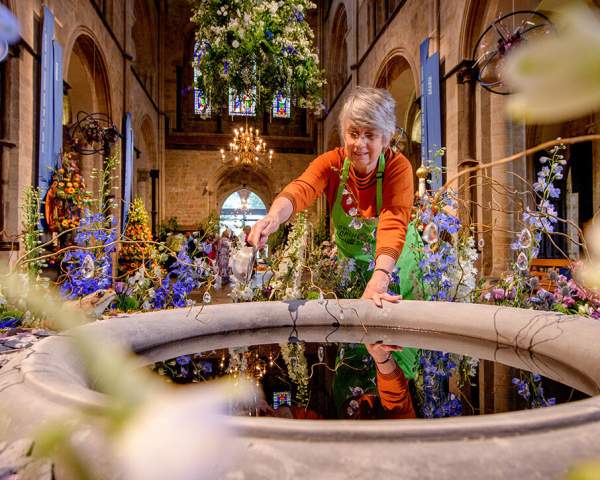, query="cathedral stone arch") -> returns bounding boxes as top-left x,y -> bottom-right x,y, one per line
211,166 -> 275,215
64,32 -> 112,193
64,31 -> 112,119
